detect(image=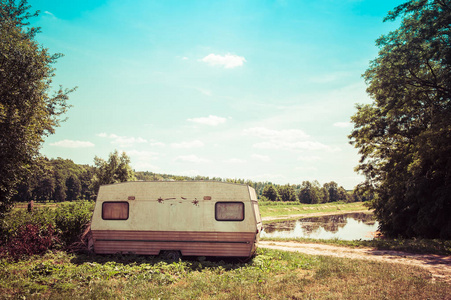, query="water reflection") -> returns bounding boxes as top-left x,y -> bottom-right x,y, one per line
261,213 -> 379,241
